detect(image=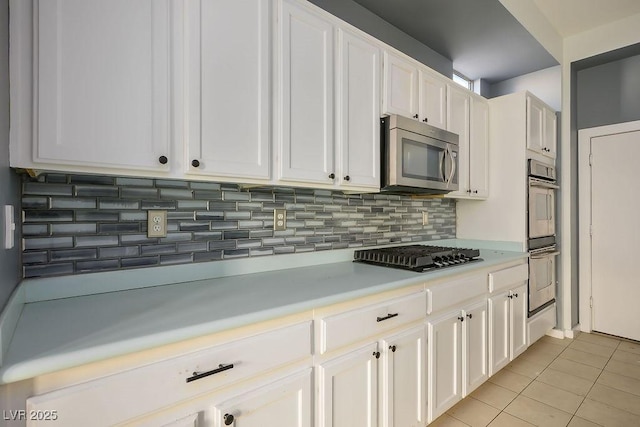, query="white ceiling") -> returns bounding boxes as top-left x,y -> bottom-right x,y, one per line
532,0 -> 640,37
